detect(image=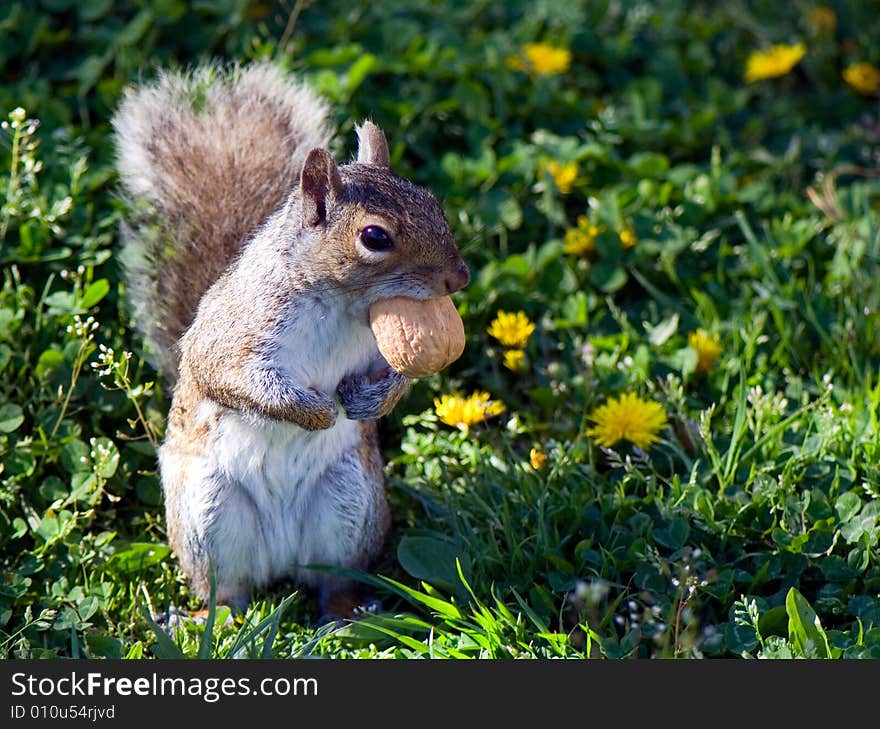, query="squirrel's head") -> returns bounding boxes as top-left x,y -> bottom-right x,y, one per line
289,121 -> 469,308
